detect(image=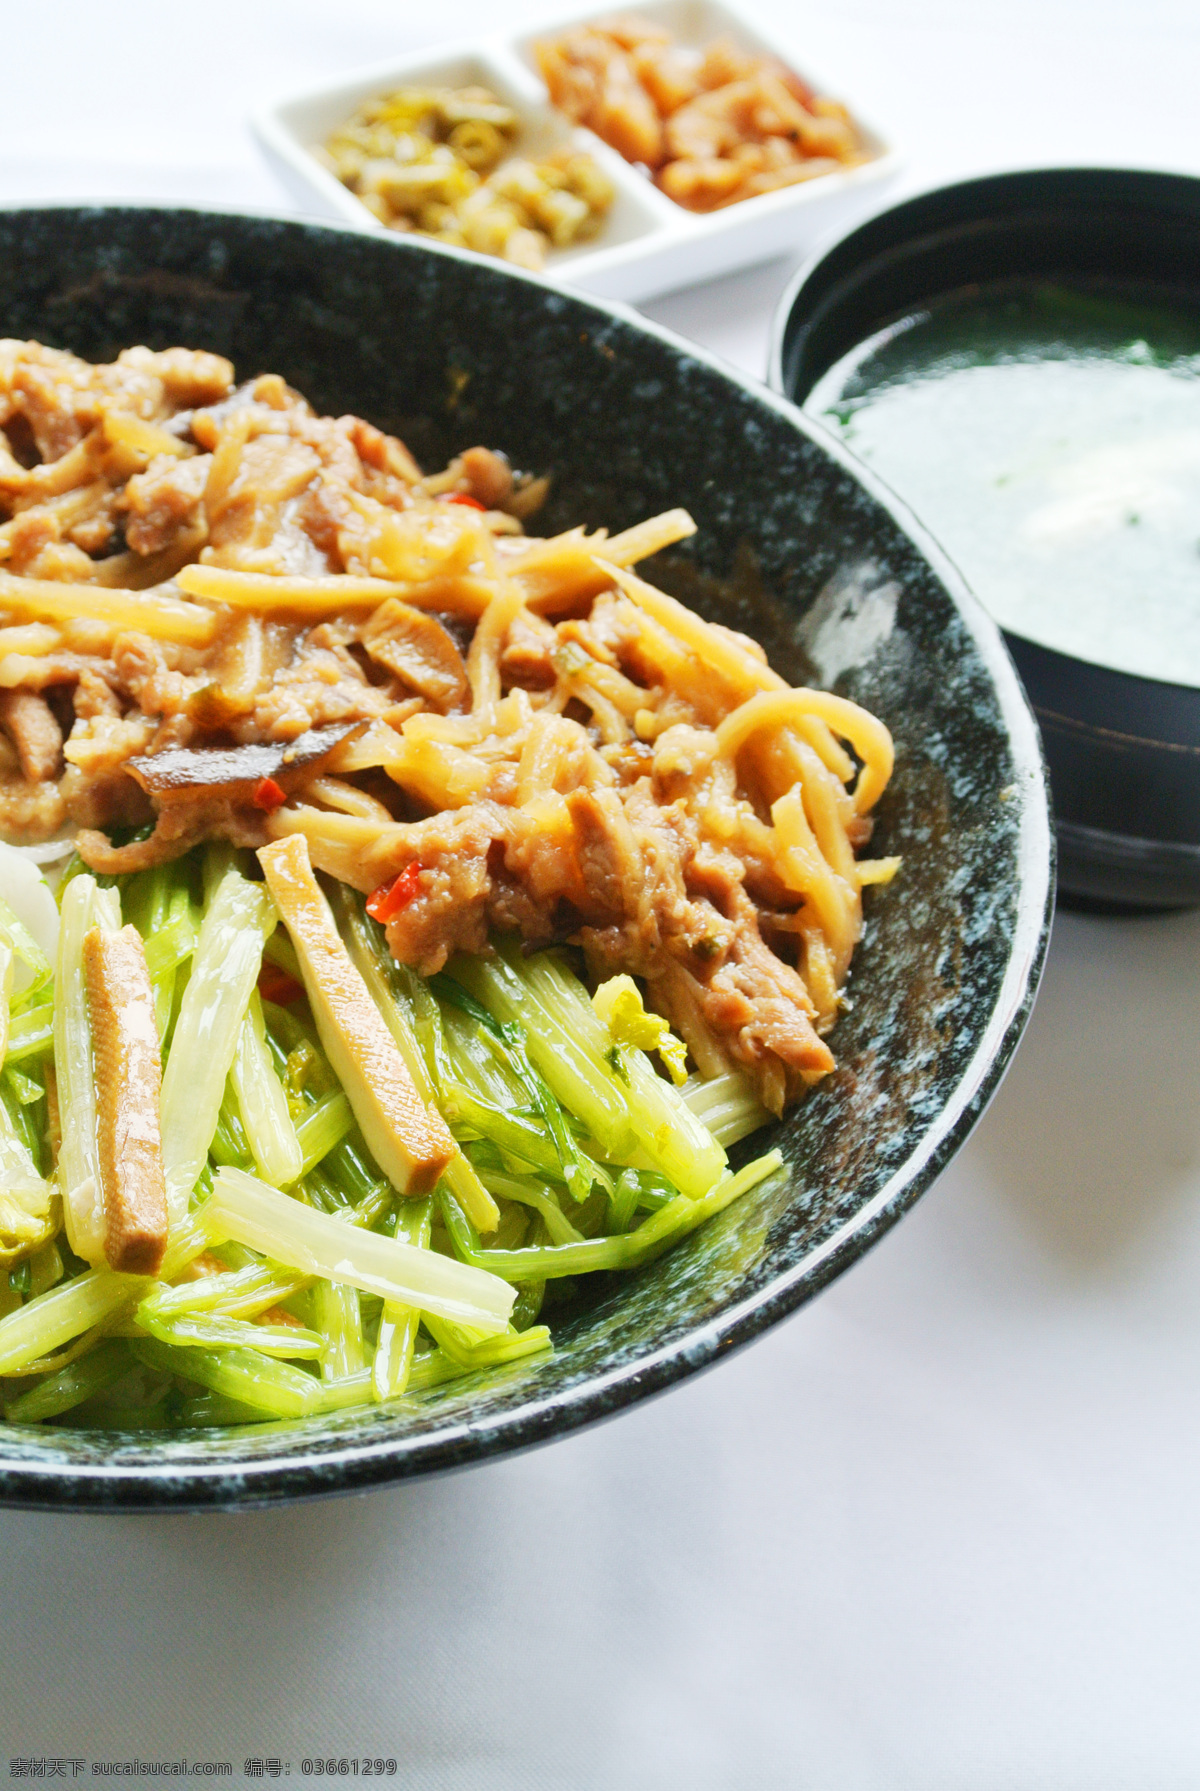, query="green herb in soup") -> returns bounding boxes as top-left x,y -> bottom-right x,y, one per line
809,281 -> 1200,686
